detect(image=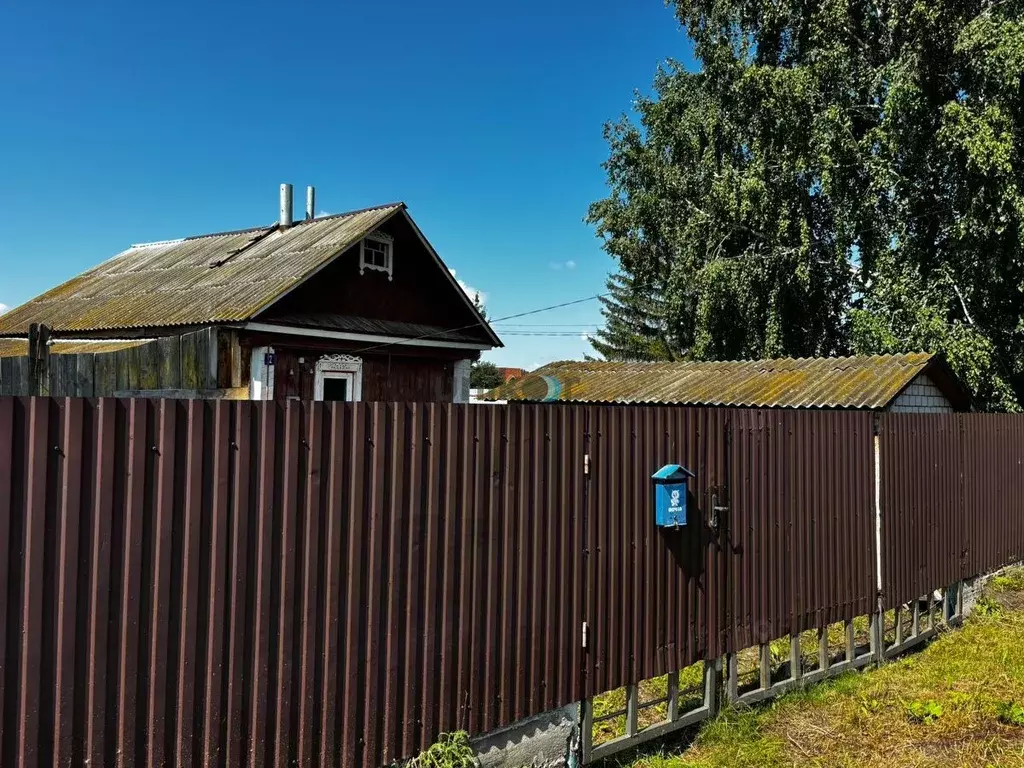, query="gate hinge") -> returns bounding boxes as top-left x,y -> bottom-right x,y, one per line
582,621 -> 588,649
584,454 -> 590,476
